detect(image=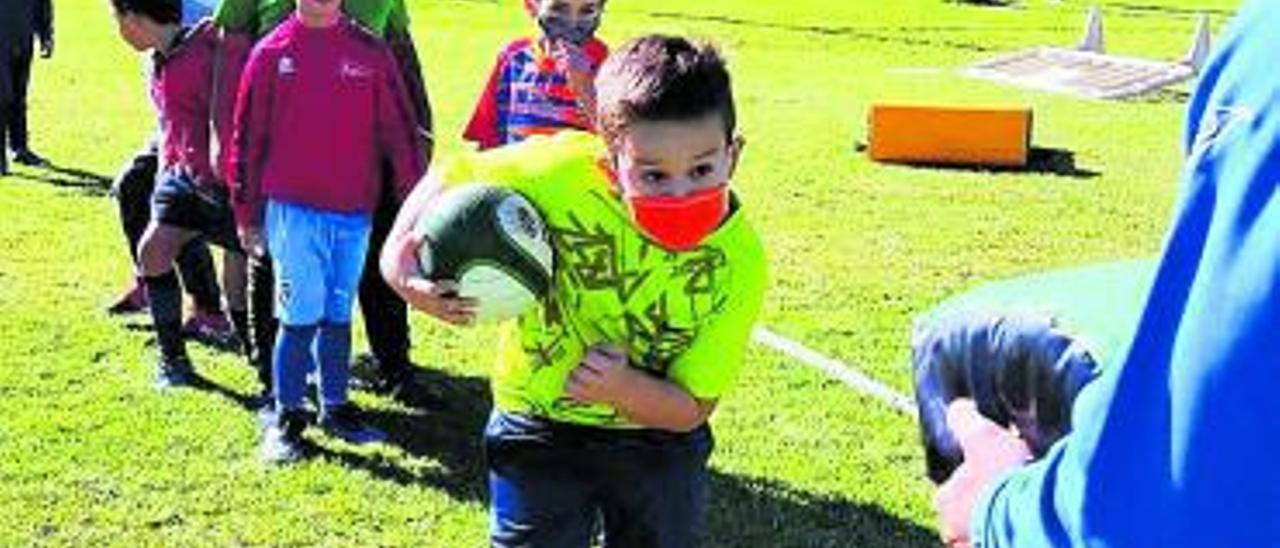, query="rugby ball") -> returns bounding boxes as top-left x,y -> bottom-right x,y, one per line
415,184 -> 554,323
